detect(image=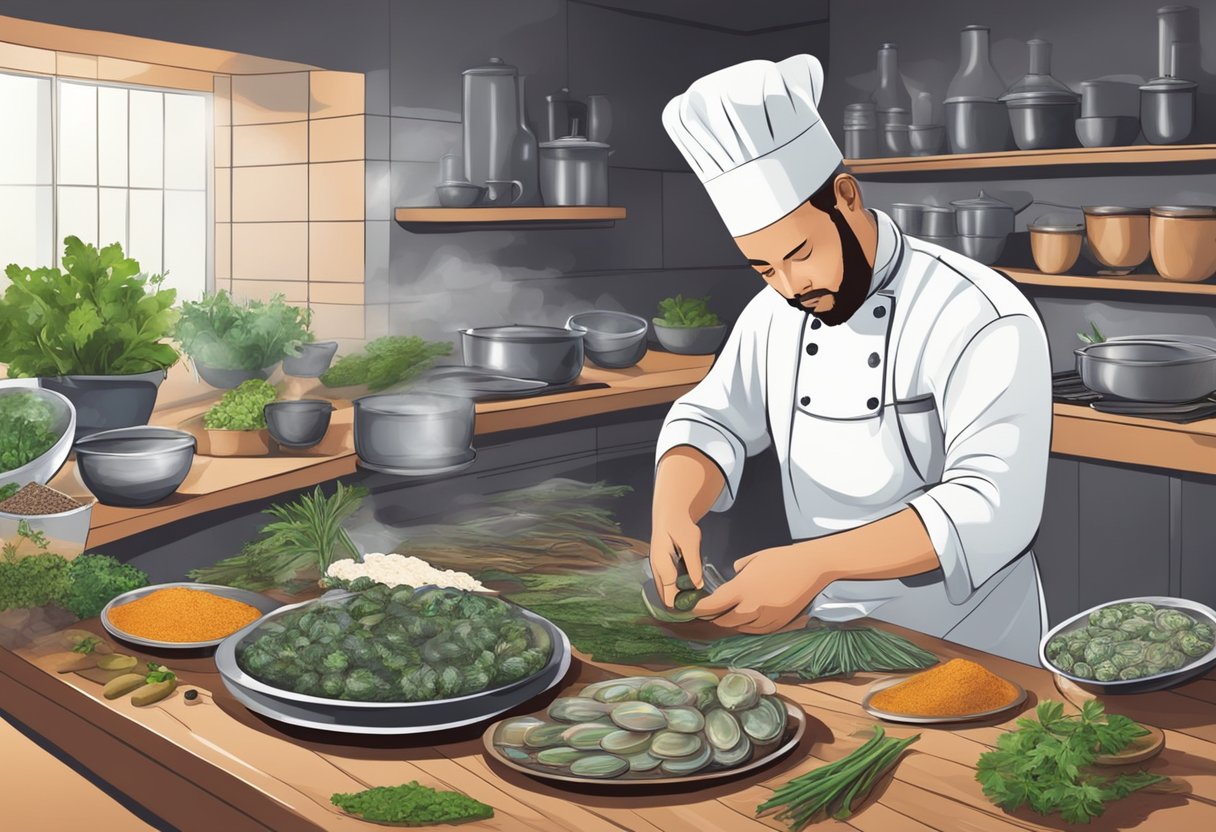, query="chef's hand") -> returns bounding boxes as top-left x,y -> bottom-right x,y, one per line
649,512 -> 704,608
693,545 -> 835,634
